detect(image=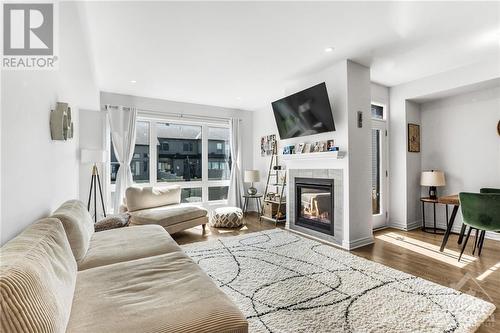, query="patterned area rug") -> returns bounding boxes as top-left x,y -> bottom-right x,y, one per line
182,230 -> 495,333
